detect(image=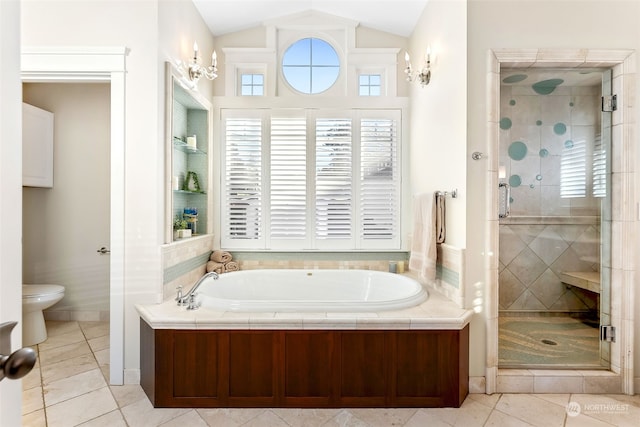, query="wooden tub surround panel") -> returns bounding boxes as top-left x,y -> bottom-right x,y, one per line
140,319 -> 470,408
